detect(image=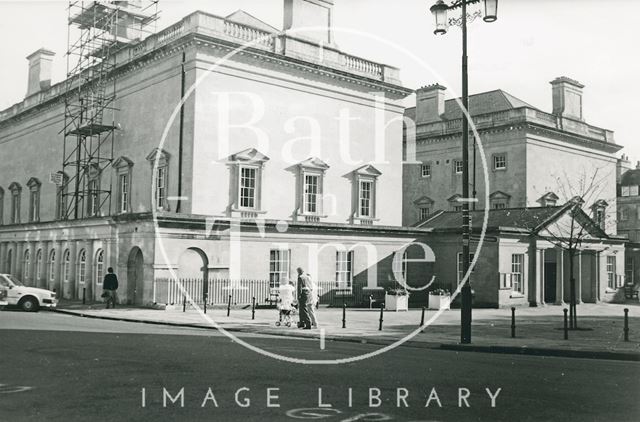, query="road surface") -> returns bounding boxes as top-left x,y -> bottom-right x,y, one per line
1,310 -> 638,421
